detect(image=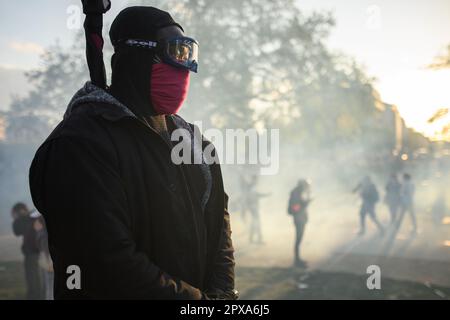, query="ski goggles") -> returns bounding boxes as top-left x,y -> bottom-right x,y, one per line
119,36 -> 199,73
